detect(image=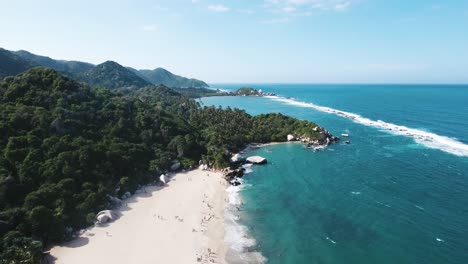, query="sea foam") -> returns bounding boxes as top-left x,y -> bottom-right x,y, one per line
265,96 -> 468,157
225,181 -> 266,264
